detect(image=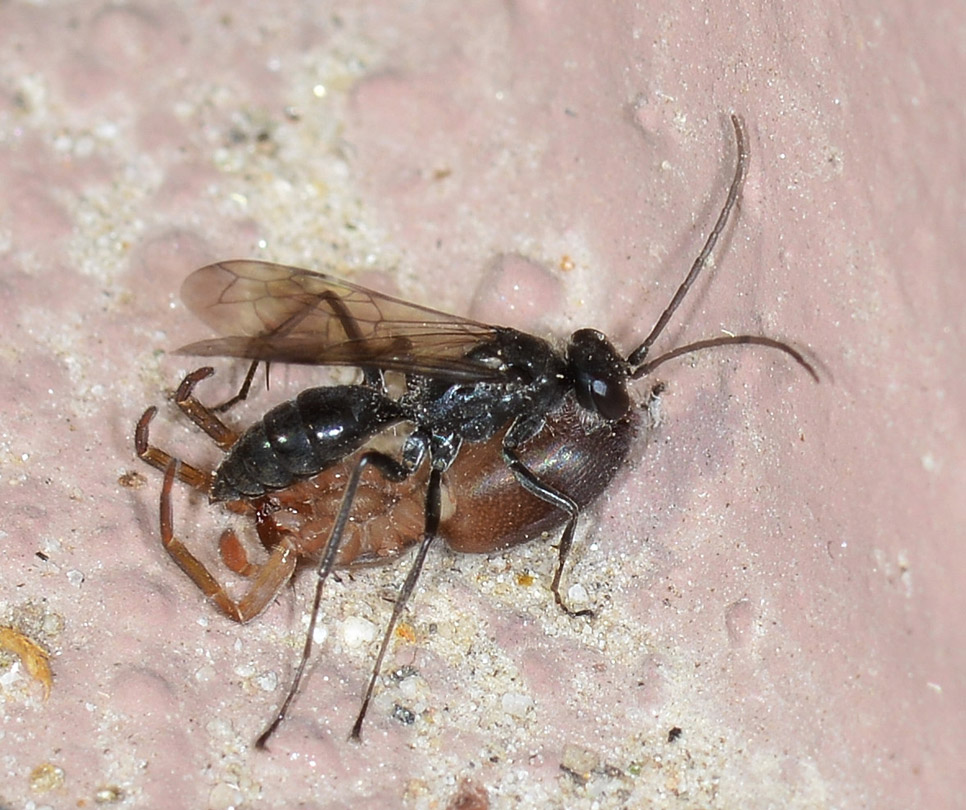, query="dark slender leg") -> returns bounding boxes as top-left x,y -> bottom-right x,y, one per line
255,449 -> 417,750
212,283 -> 385,411
317,291 -> 384,390
350,466 -> 443,741
213,359 -> 262,412
268,289 -> 385,390
502,444 -> 590,618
